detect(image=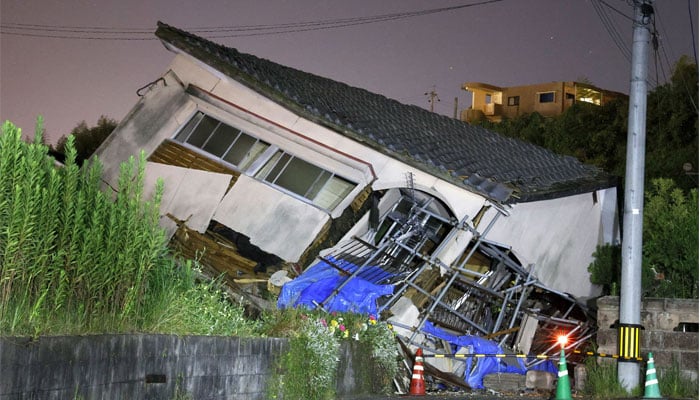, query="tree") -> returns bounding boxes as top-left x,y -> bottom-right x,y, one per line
641,179 -> 698,298
588,179 -> 698,299
53,115 -> 117,165
645,56 -> 699,192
